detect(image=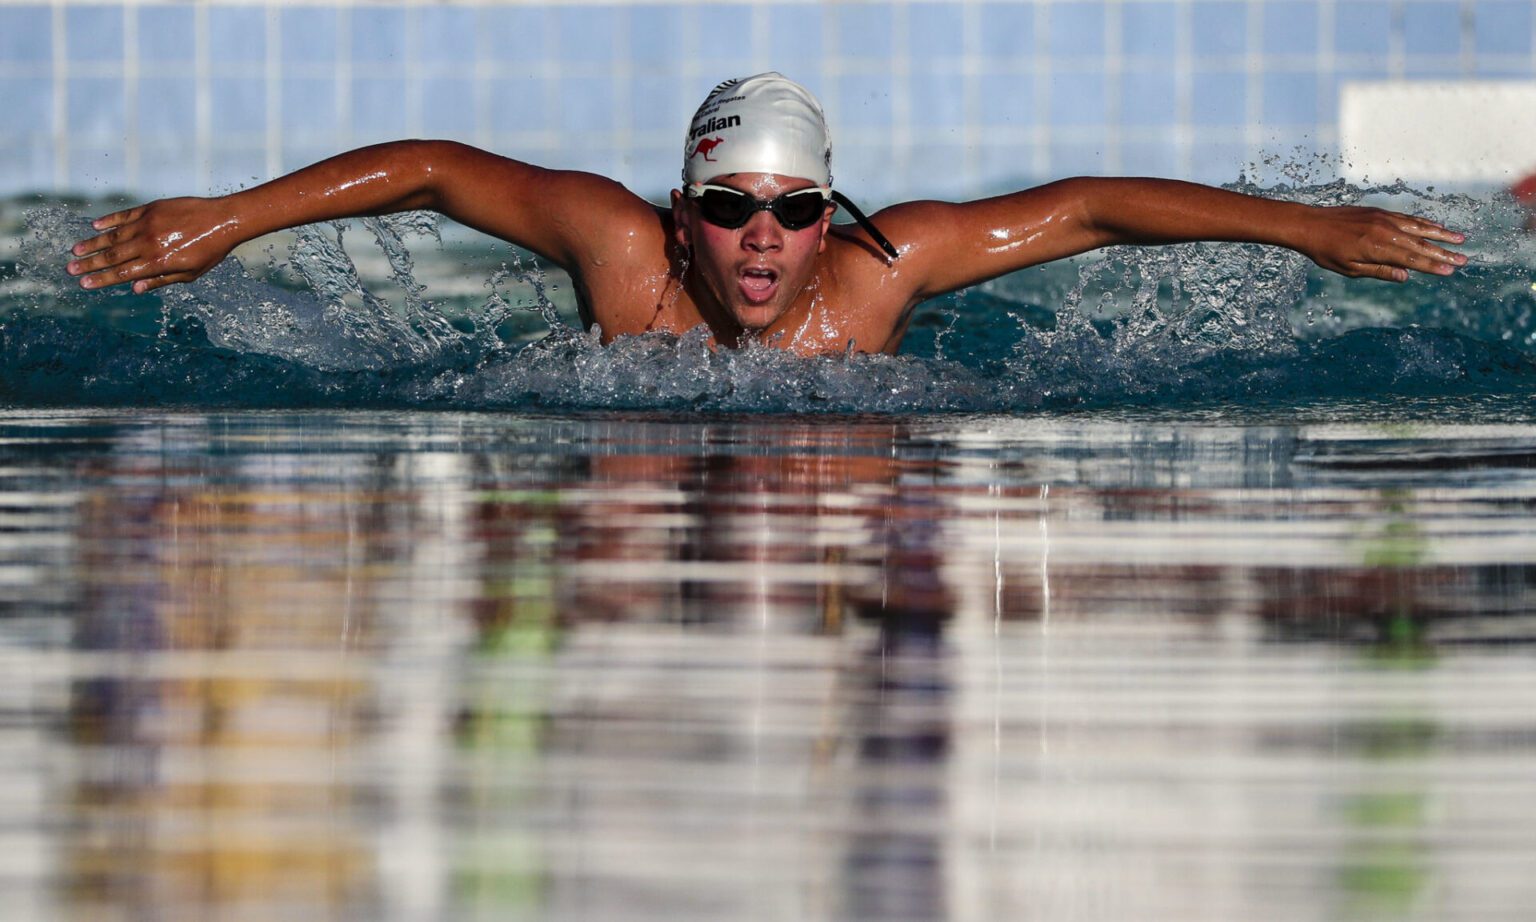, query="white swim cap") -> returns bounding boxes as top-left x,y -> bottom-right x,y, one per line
682,73 -> 832,187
